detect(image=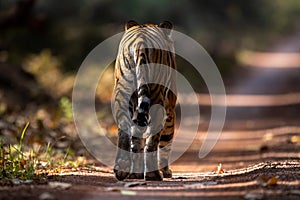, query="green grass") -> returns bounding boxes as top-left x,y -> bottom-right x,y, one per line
0,121 -> 87,182
0,122 -> 36,180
